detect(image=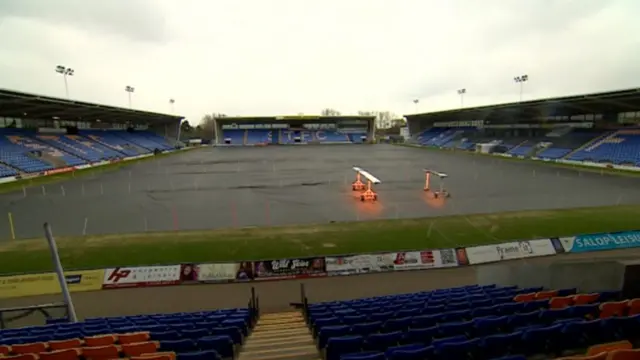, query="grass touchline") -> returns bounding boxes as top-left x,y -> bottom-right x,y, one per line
0,204 -> 638,275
